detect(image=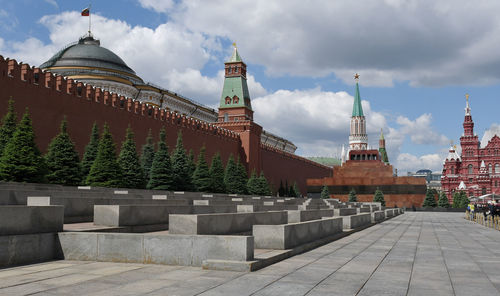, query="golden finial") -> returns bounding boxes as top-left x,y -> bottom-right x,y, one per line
466,93 -> 469,102
354,73 -> 360,80
232,42 -> 237,48
453,145 -> 457,150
